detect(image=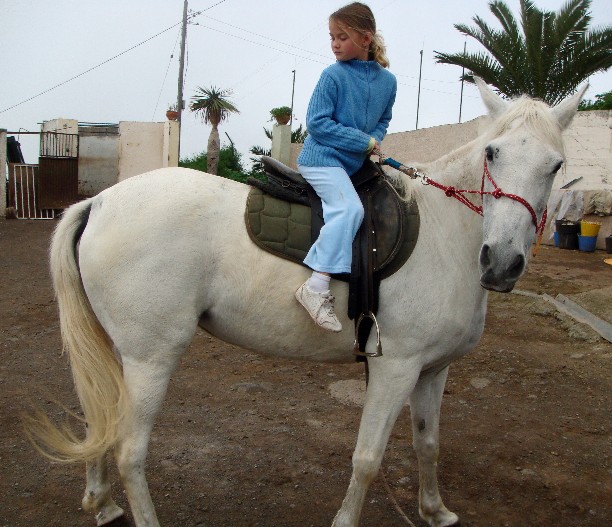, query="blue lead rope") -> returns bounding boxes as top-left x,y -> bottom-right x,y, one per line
381,156 -> 404,170
374,150 -> 421,179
